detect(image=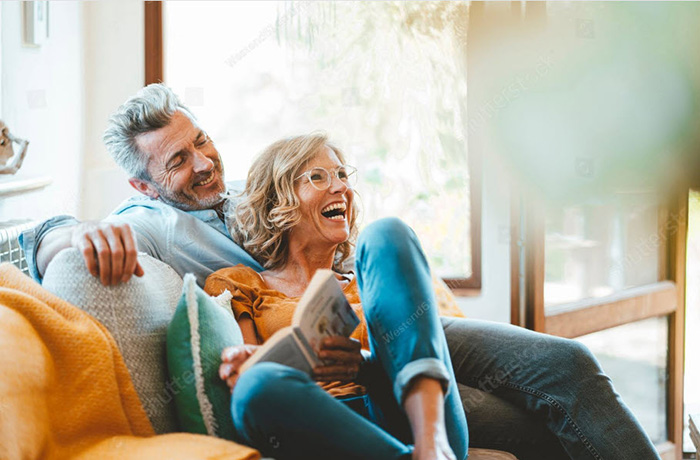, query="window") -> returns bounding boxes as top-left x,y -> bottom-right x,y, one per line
684,190 -> 700,453
155,1 -> 479,288
545,191 -> 662,309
